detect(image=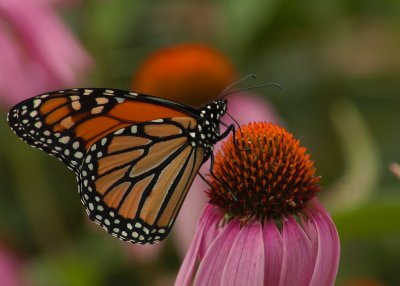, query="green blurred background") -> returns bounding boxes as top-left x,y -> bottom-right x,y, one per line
1,0 -> 400,285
